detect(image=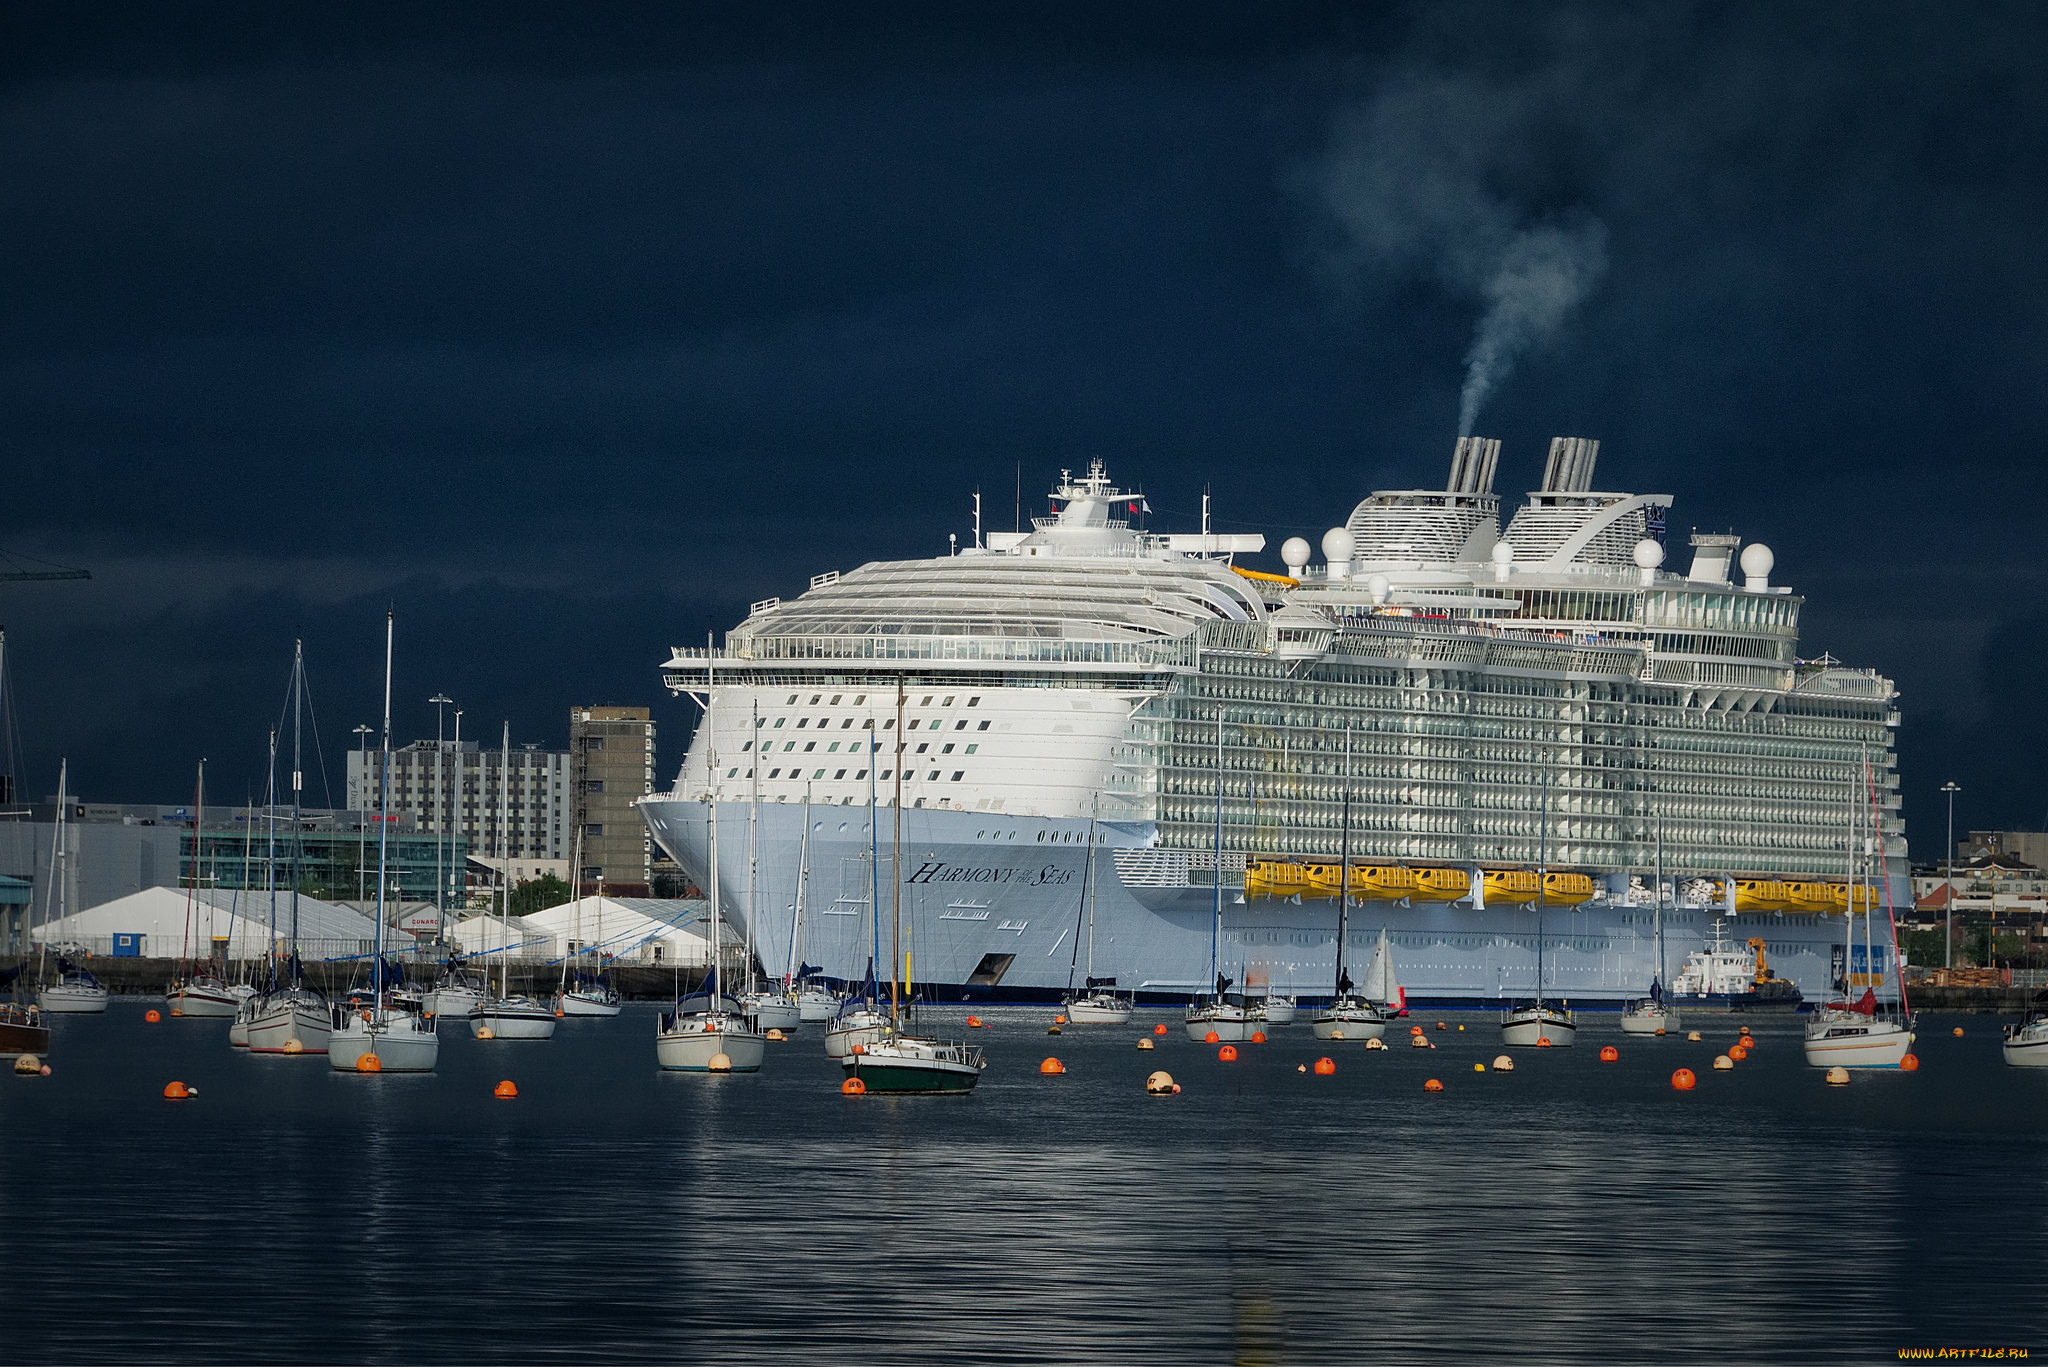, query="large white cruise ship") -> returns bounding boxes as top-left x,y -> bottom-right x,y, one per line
640,438 -> 1908,1005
